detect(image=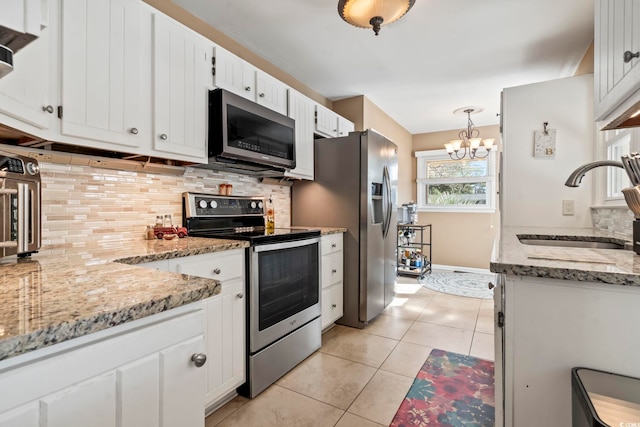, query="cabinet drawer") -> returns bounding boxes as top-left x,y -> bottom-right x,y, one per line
169,250 -> 244,282
321,251 -> 343,289
321,283 -> 343,329
321,234 -> 343,255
